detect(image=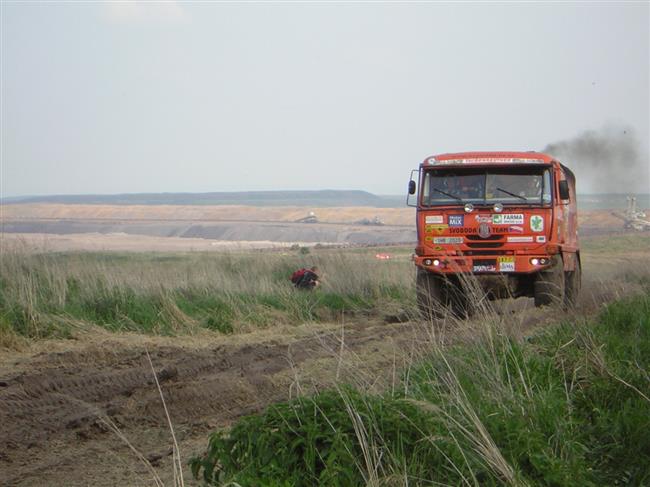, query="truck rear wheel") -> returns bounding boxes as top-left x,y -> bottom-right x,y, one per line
534,258 -> 565,307
416,268 -> 444,319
